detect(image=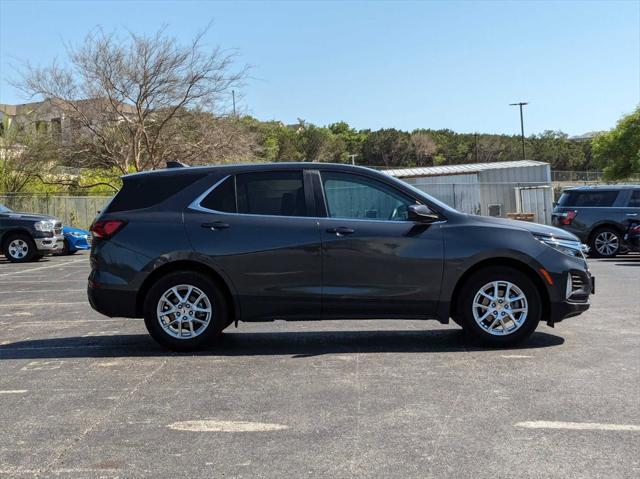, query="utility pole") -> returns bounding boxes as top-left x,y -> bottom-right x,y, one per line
232,90 -> 236,116
474,133 -> 478,162
348,154 -> 358,165
509,102 -> 528,161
